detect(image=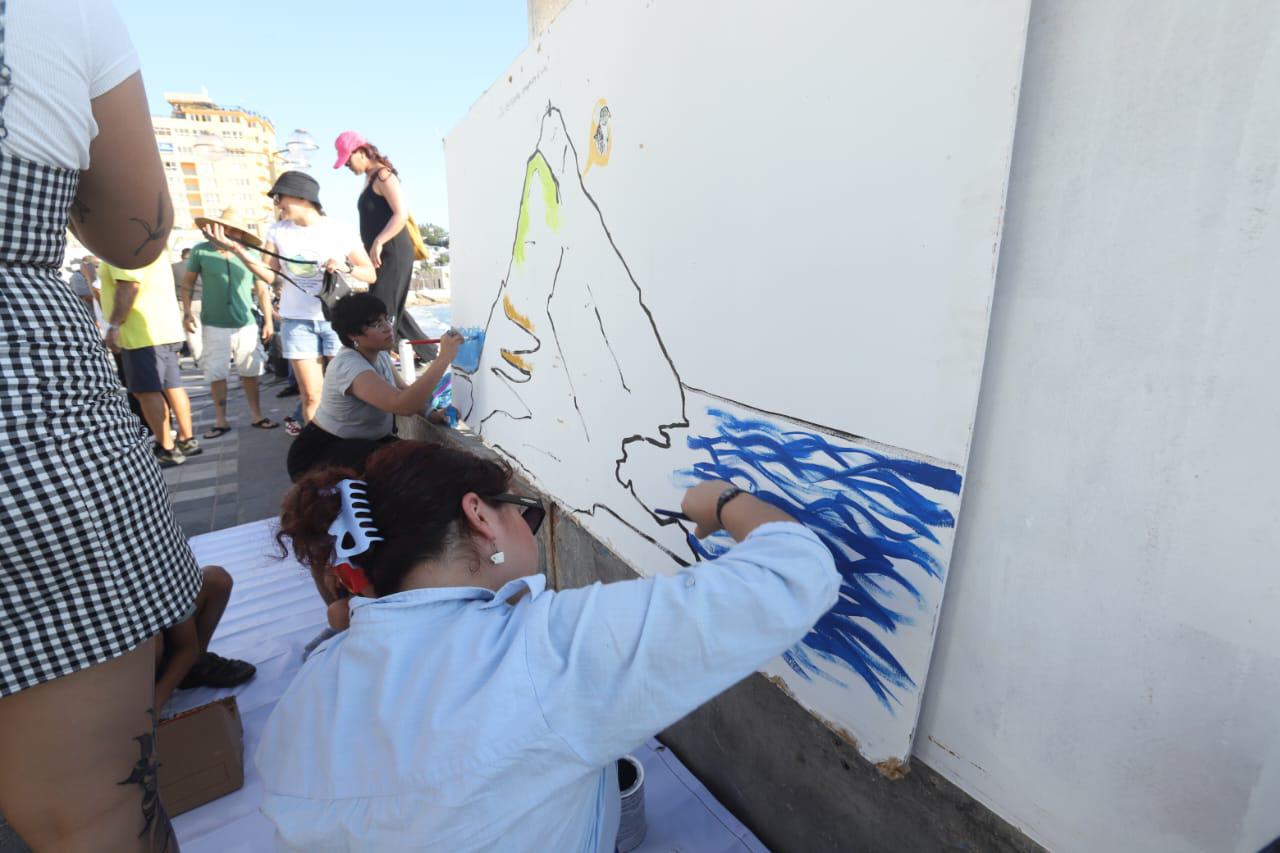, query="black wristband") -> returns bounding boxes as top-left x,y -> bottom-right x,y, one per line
714,486 -> 746,529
